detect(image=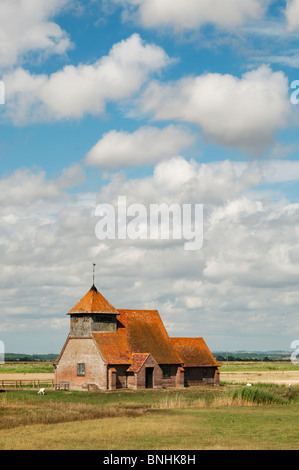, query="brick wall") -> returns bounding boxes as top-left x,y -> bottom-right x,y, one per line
126,371 -> 135,389
135,355 -> 163,389
184,367 -> 218,386
109,365 -> 130,389
160,364 -> 180,388
55,337 -> 107,390
176,367 -> 185,387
